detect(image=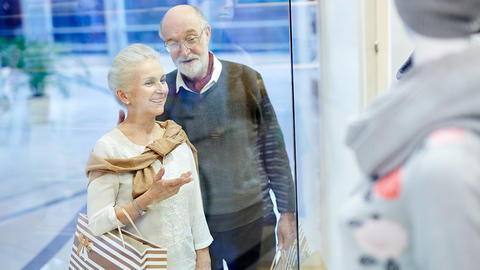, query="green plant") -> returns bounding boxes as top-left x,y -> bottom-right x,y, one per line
0,36 -> 25,69
23,42 -> 51,97
0,36 -> 67,98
